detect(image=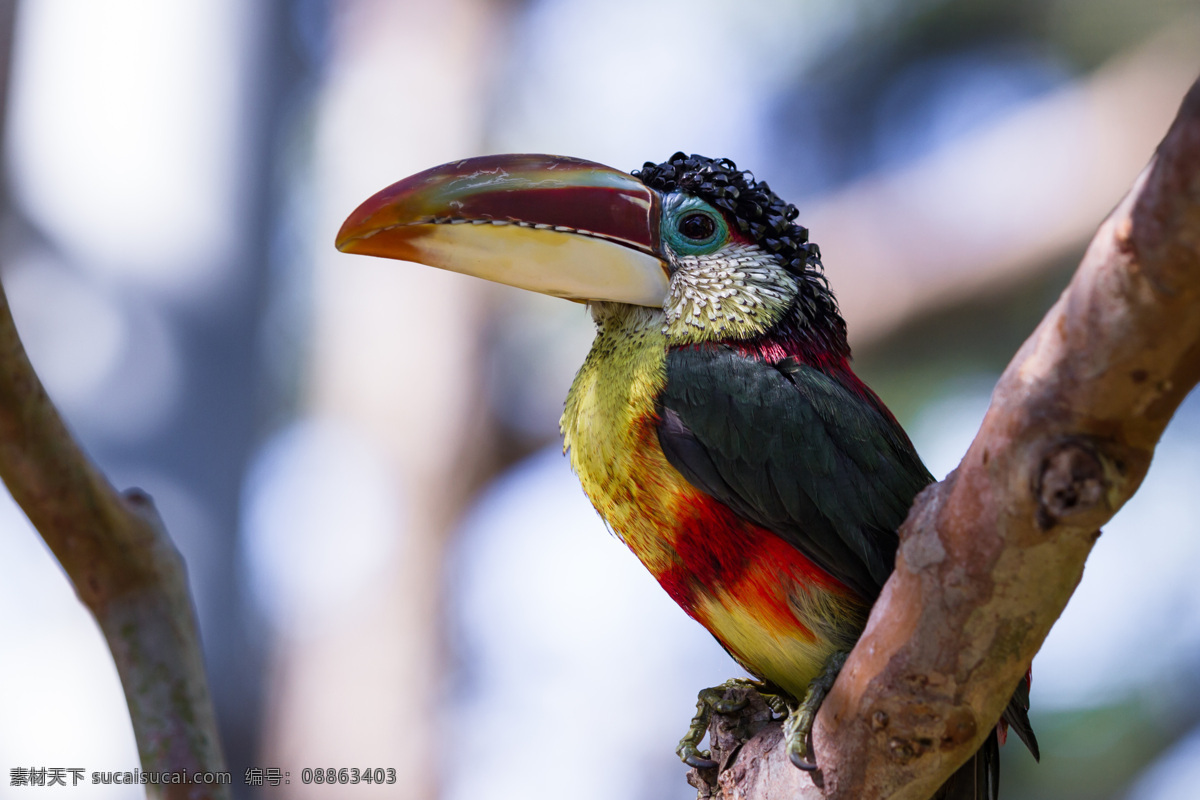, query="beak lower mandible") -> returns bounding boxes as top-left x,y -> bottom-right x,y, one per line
336,153 -> 669,307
